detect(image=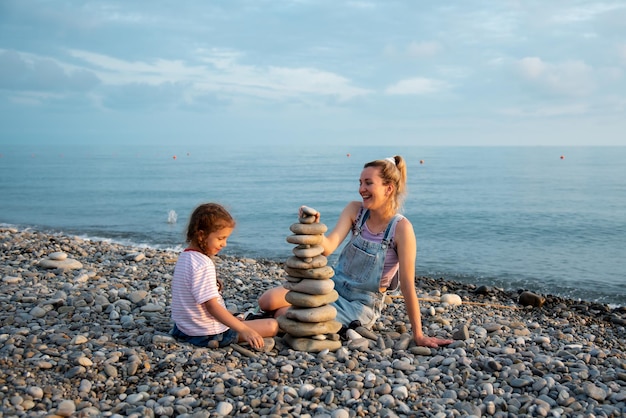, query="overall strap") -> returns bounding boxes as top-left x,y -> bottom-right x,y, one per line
382,214 -> 403,245
353,207 -> 369,235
